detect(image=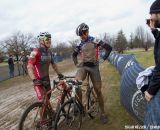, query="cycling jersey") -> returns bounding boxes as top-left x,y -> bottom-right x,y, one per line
73,36 -> 112,66
28,47 -> 54,80
75,36 -> 100,63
